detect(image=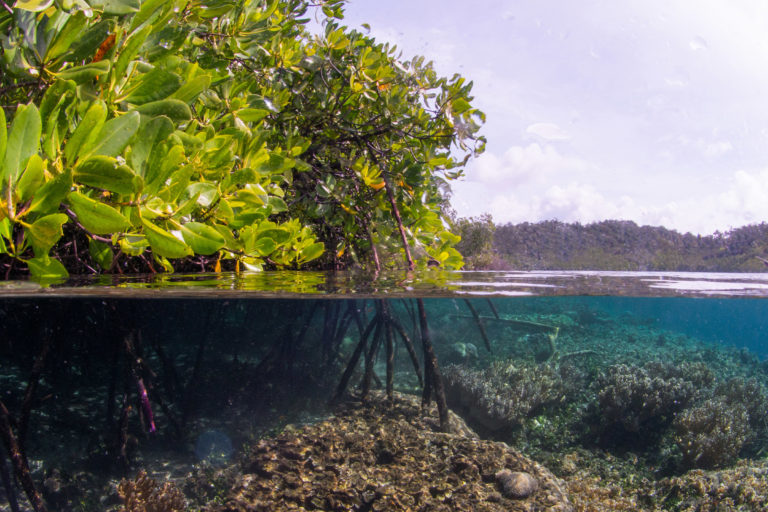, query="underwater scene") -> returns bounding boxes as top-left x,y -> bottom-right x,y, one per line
2,272 -> 768,511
